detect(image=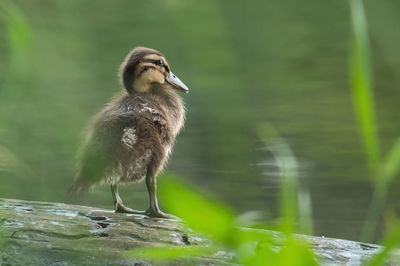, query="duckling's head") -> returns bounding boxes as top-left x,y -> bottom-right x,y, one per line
119,47 -> 189,95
